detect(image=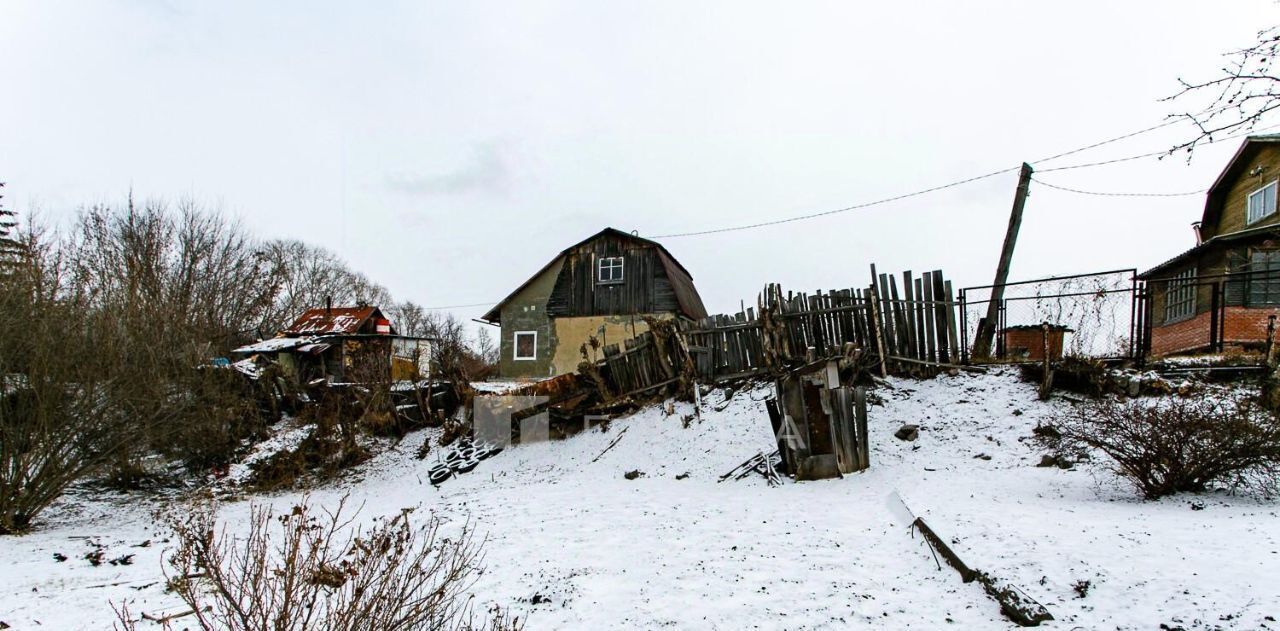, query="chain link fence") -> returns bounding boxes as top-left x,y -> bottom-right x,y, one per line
959,269 -> 1140,361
